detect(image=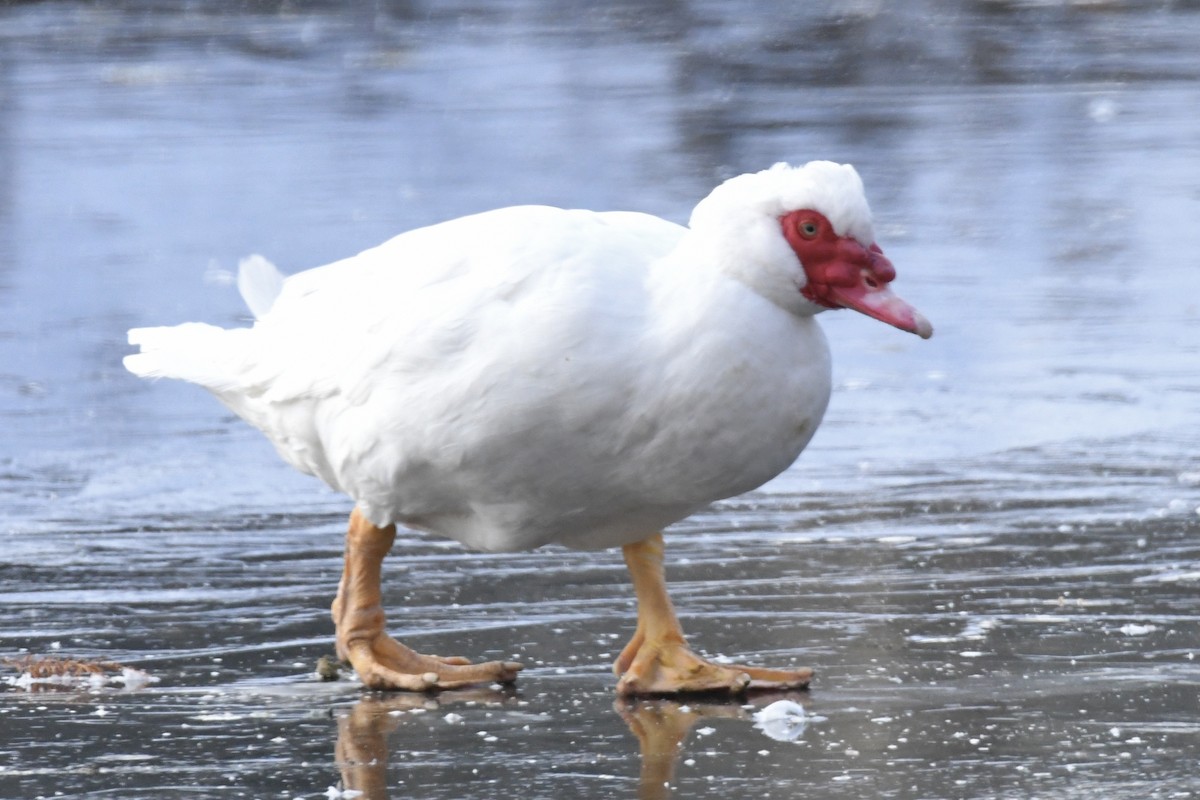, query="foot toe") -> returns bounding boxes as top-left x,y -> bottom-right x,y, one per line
357,662 -> 440,692
344,638 -> 524,692
616,651 -> 751,696
434,655 -> 473,666
426,659 -> 523,690
614,642 -> 812,696
739,665 -> 814,690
